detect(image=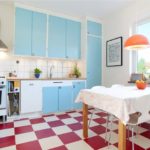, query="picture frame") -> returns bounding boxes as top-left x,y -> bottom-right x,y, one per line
106,37 -> 123,67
